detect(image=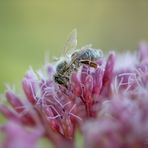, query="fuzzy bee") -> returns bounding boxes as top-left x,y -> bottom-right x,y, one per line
54,29 -> 103,88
